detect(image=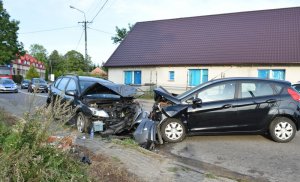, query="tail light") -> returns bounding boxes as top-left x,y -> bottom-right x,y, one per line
287,88 -> 300,102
